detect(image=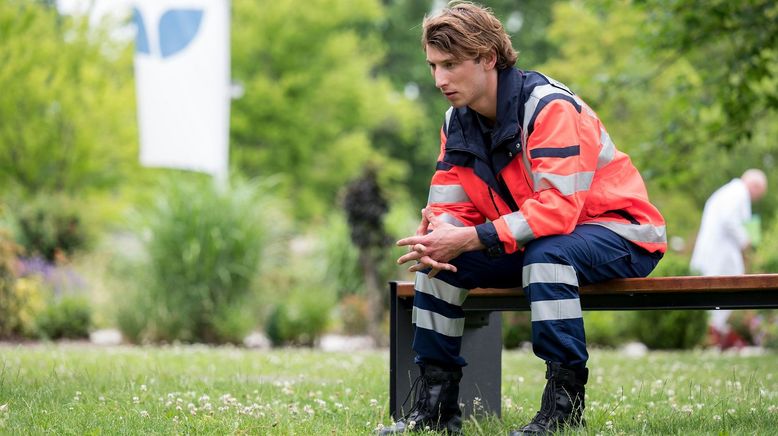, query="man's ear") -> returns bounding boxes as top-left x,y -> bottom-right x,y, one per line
482,50 -> 497,70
